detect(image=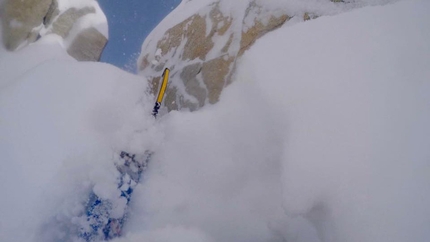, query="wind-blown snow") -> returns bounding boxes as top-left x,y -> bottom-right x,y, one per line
1,0 -> 430,242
